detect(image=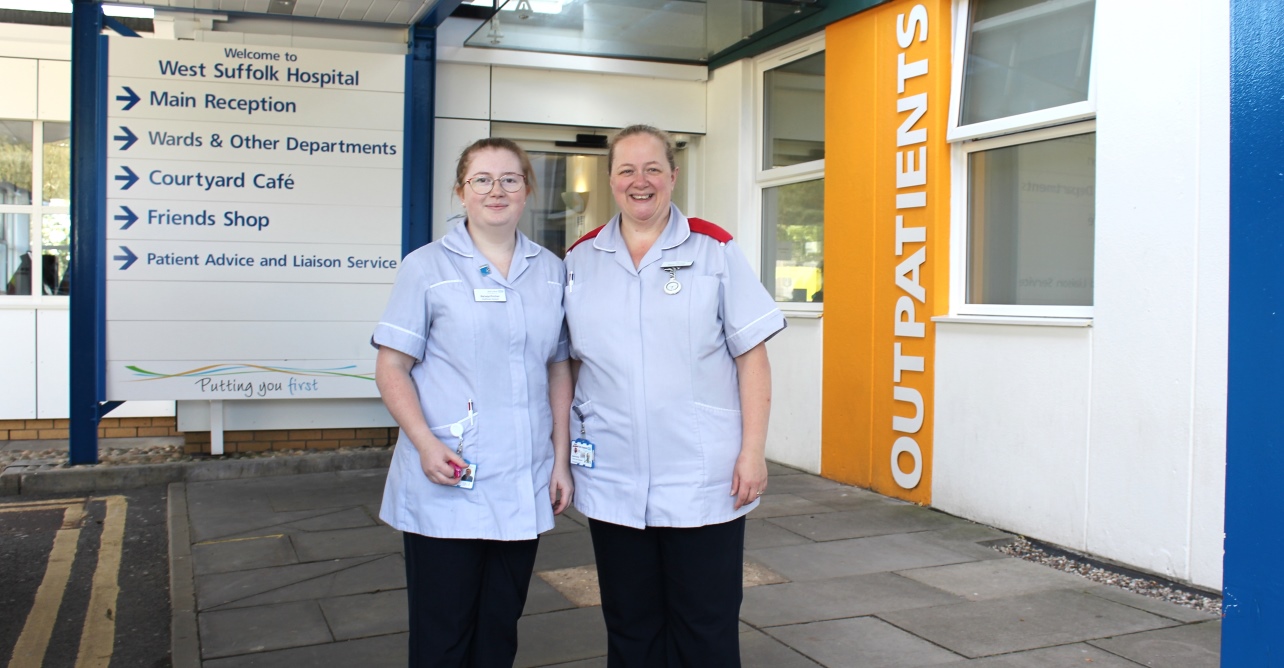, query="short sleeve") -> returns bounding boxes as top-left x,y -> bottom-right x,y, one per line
553,318 -> 570,363
720,240 -> 787,358
371,254 -> 430,361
